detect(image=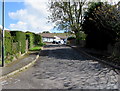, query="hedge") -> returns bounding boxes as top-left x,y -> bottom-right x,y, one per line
0,30 -> 42,62
26,32 -> 42,49
4,30 -> 12,56
10,31 -> 26,54
26,32 -> 34,49
0,29 -> 1,56
34,33 -> 42,45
